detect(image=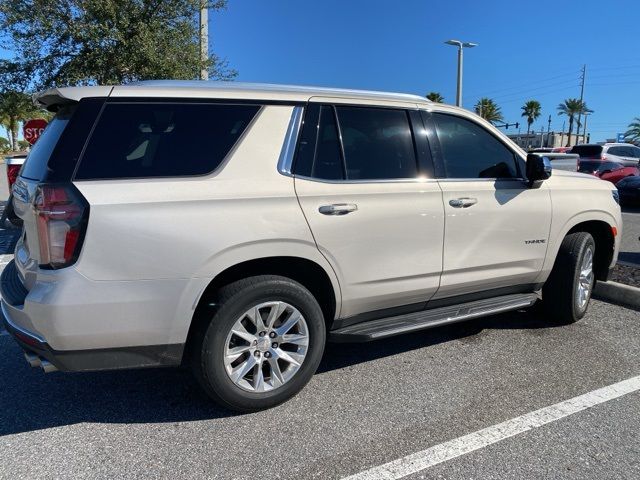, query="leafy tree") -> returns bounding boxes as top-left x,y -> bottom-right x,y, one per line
624,117 -> 640,145
475,98 -> 503,124
557,98 -> 592,147
426,92 -> 444,103
0,91 -> 45,151
0,1 -> 236,90
521,100 -> 541,135
0,136 -> 10,153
